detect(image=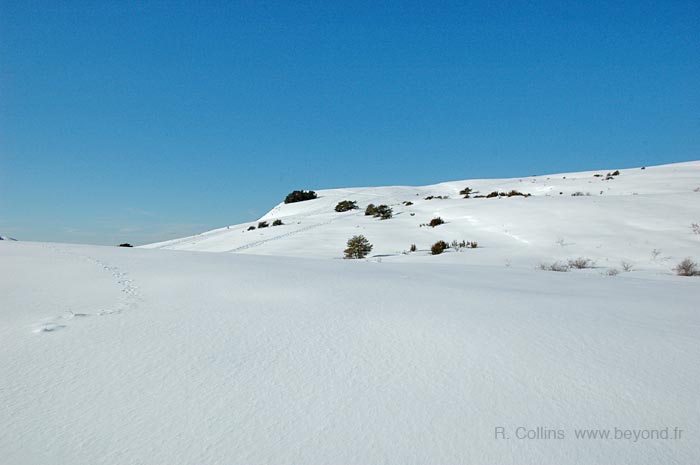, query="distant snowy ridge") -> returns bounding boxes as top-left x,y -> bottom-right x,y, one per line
143,161 -> 700,274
